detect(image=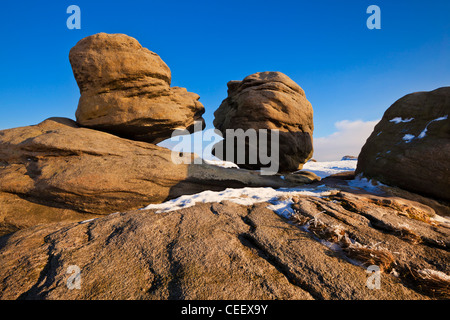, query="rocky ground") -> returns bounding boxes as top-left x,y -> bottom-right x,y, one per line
0,174 -> 448,300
